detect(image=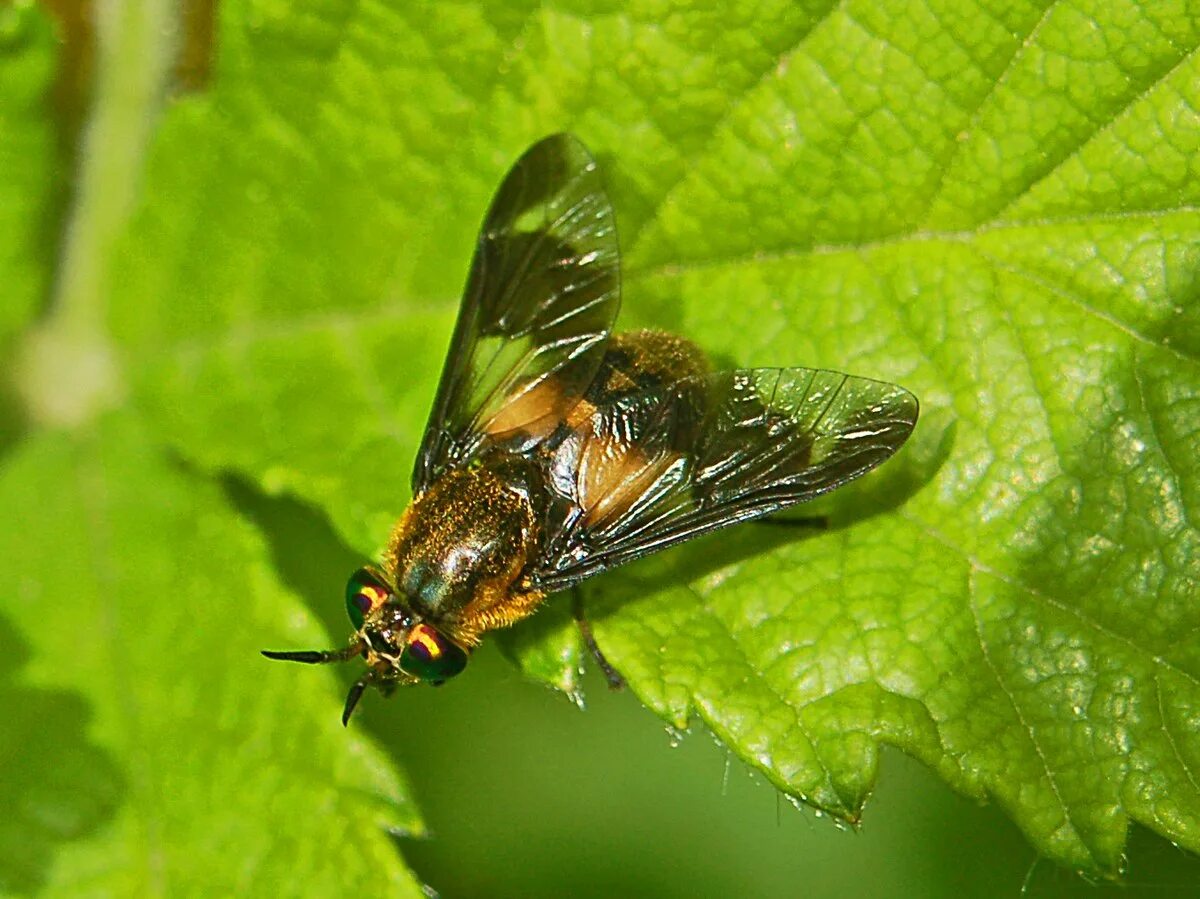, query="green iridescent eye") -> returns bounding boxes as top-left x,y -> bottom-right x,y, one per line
345,567 -> 389,629
399,624 -> 468,683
